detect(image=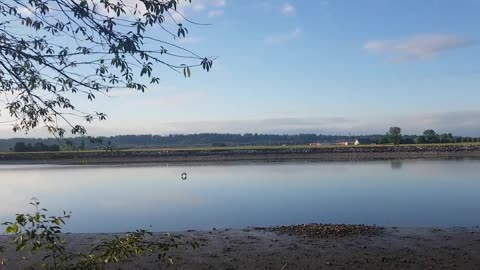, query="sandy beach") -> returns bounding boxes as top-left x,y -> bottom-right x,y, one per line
1,225 -> 480,269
